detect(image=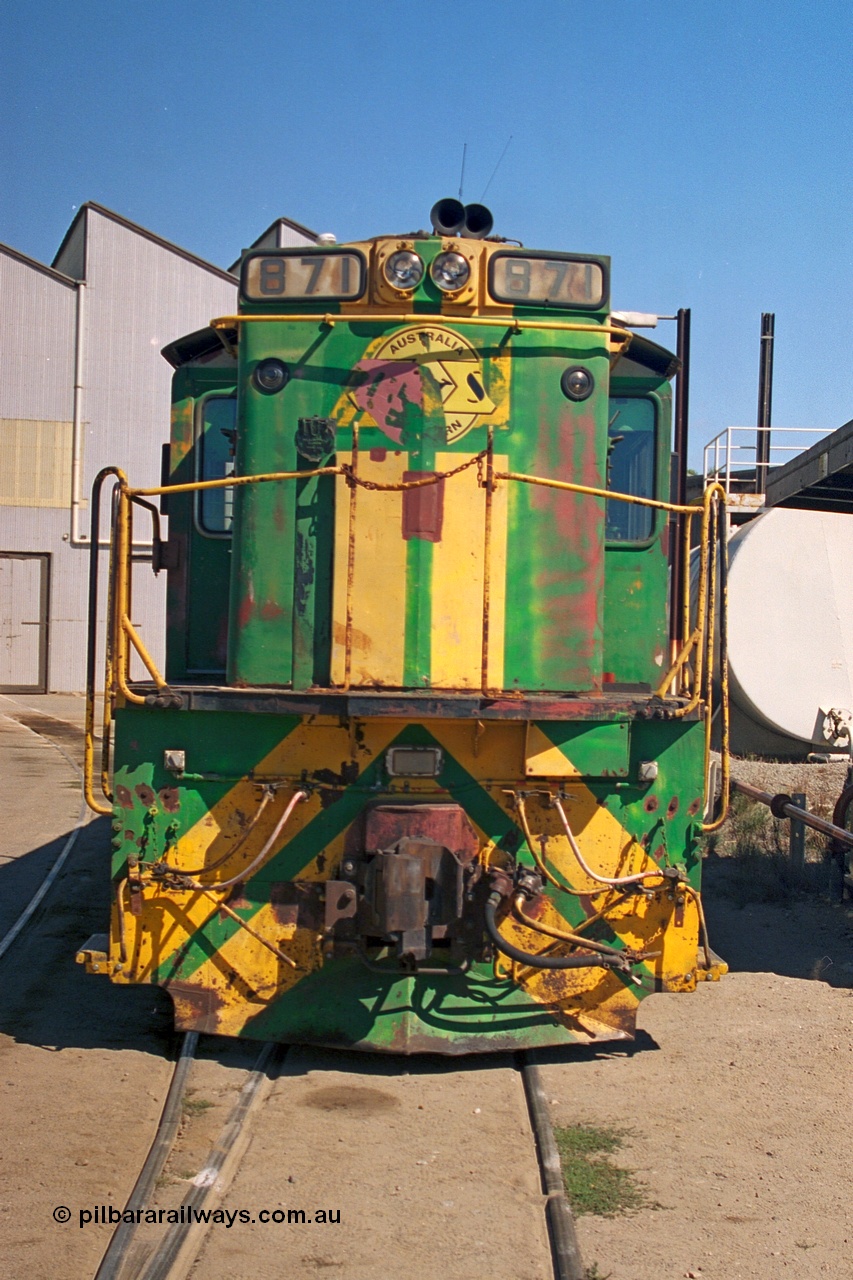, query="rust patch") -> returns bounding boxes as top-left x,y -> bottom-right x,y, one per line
135,783 -> 156,807
644,795 -> 659,813
115,785 -> 134,810
522,894 -> 548,922
363,803 -> 478,861
687,797 -> 702,817
166,981 -> 226,1035
159,787 -> 180,813
302,1086 -> 399,1115
269,881 -> 324,930
332,620 -> 373,653
666,796 -> 679,819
